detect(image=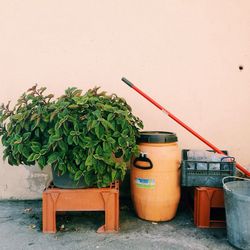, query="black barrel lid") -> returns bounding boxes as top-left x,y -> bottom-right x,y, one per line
138,131 -> 178,143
